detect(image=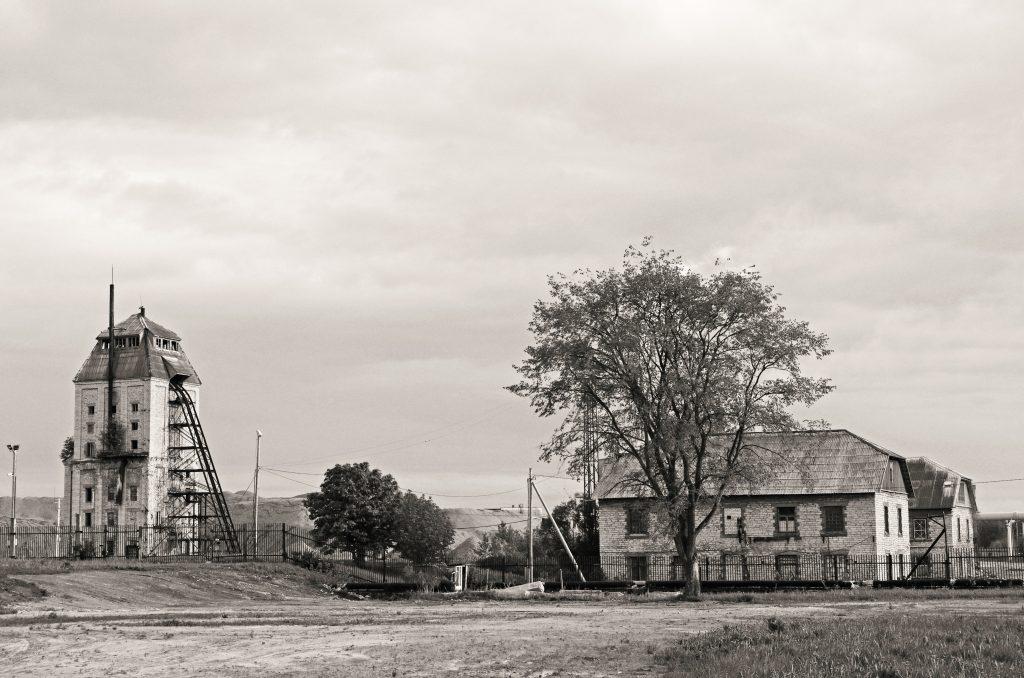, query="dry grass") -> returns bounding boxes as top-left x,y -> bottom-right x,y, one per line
658,613 -> 1024,677
706,586 -> 1024,605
